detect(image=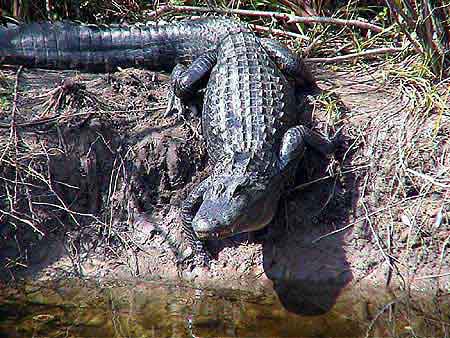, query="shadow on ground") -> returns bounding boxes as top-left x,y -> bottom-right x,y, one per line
260,92 -> 357,315
262,148 -> 355,315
